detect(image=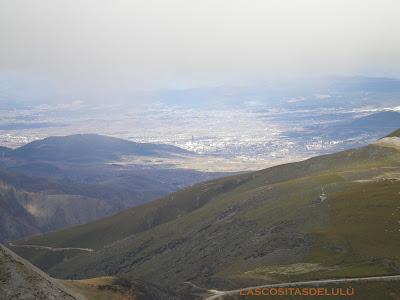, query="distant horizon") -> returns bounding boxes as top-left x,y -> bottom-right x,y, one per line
2,73 -> 400,105
1,0 -> 400,102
